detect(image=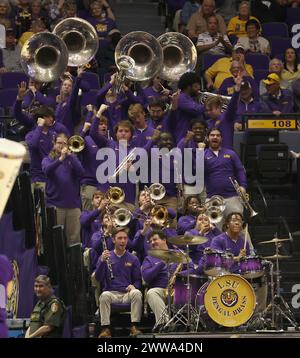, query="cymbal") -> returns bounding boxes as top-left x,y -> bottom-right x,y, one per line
263,254 -> 292,260
258,238 -> 290,245
148,249 -> 191,263
167,235 -> 208,246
